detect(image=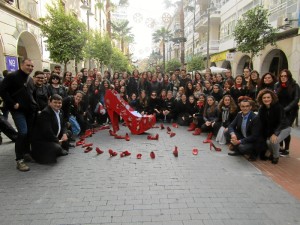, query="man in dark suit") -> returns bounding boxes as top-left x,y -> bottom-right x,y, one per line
31,94 -> 69,164
225,100 -> 262,160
